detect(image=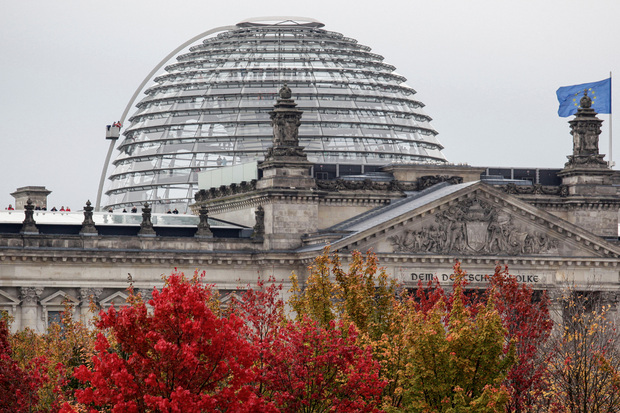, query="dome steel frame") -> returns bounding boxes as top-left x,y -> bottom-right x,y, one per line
101,18 -> 447,213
